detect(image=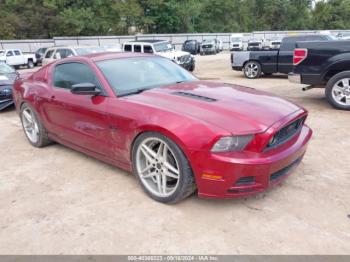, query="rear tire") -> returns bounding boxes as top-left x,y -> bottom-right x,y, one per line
243,61 -> 262,79
132,132 -> 196,204
325,71 -> 350,110
27,60 -> 34,69
20,103 -> 52,147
